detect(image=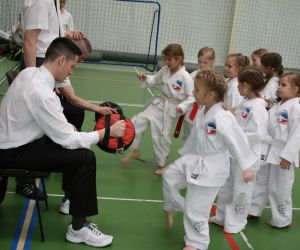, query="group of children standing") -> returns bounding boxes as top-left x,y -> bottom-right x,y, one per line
122,44 -> 300,250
